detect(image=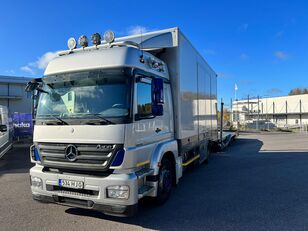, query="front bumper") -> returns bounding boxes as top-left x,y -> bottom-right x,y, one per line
30,165 -> 139,217
33,194 -> 138,217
